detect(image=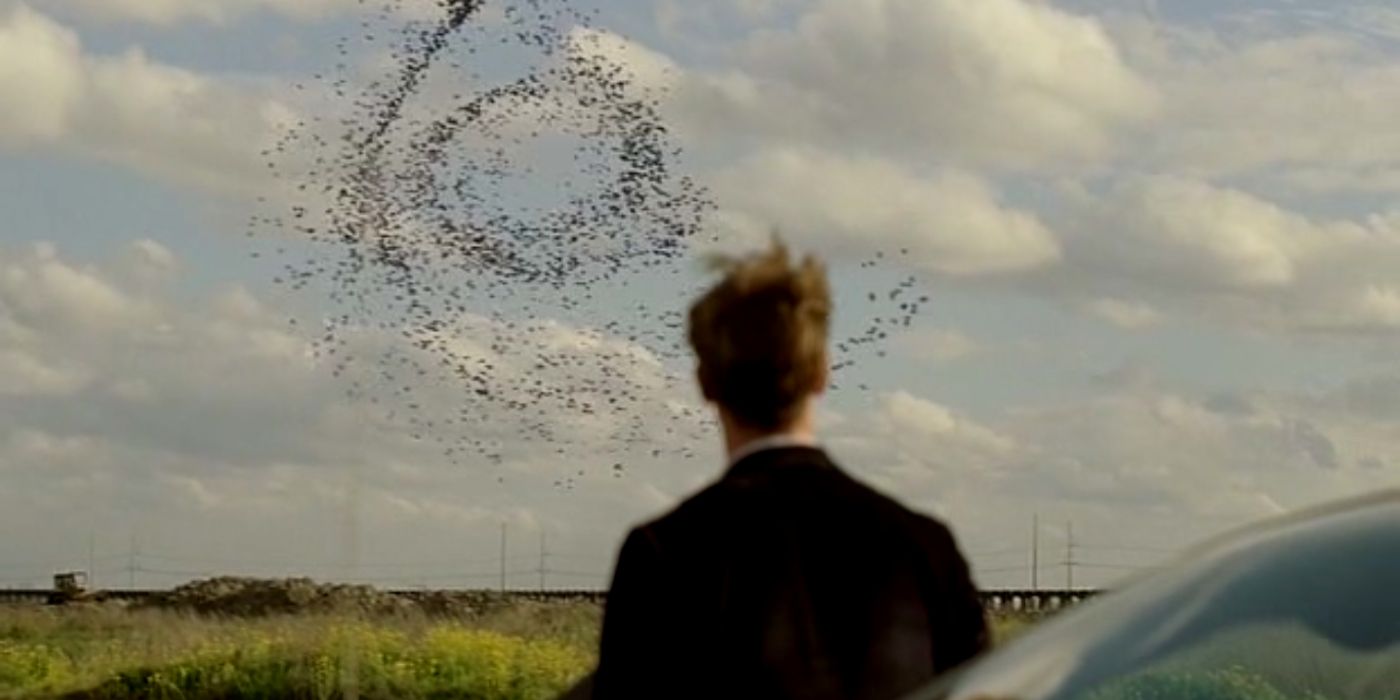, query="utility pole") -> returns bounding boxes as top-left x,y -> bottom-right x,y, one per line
88,532 -> 96,590
1066,521 -> 1075,591
538,530 -> 547,592
1030,514 -> 1039,591
128,532 -> 137,590
499,522 -> 507,593
344,469 -> 362,585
